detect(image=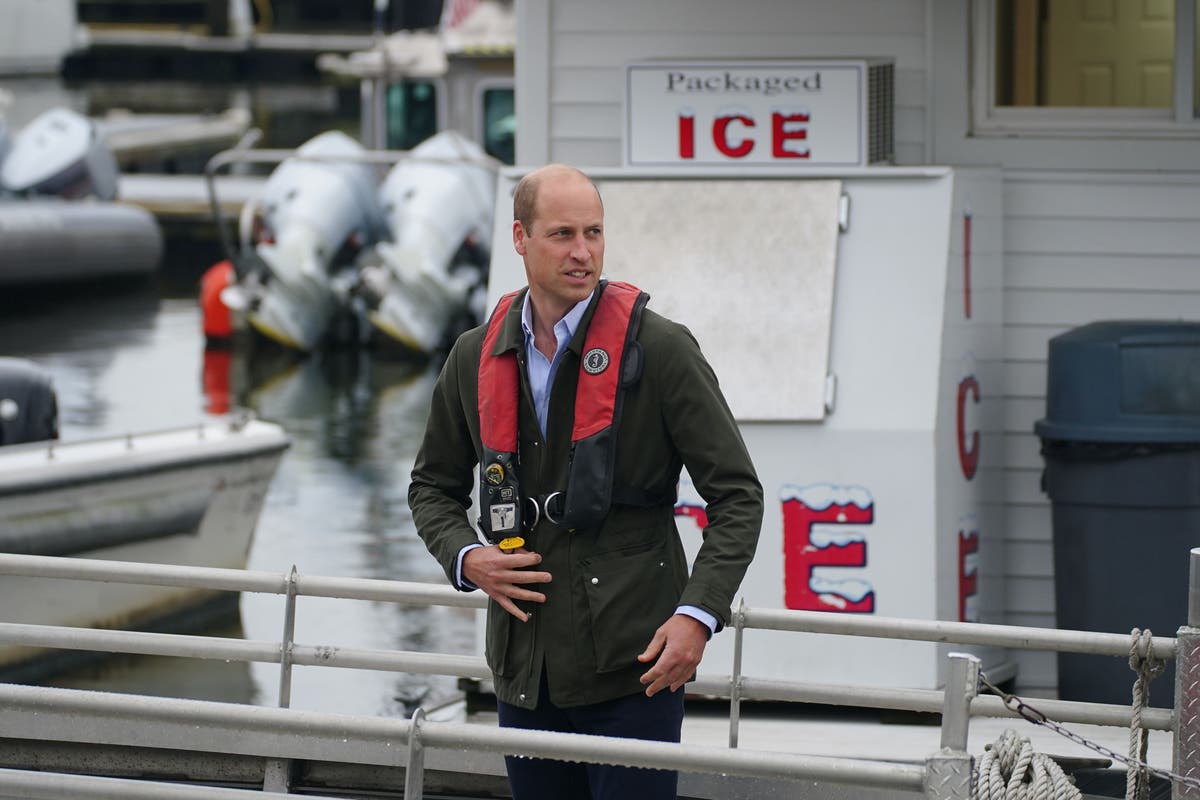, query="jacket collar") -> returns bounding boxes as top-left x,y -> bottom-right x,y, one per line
490,283 -> 606,357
